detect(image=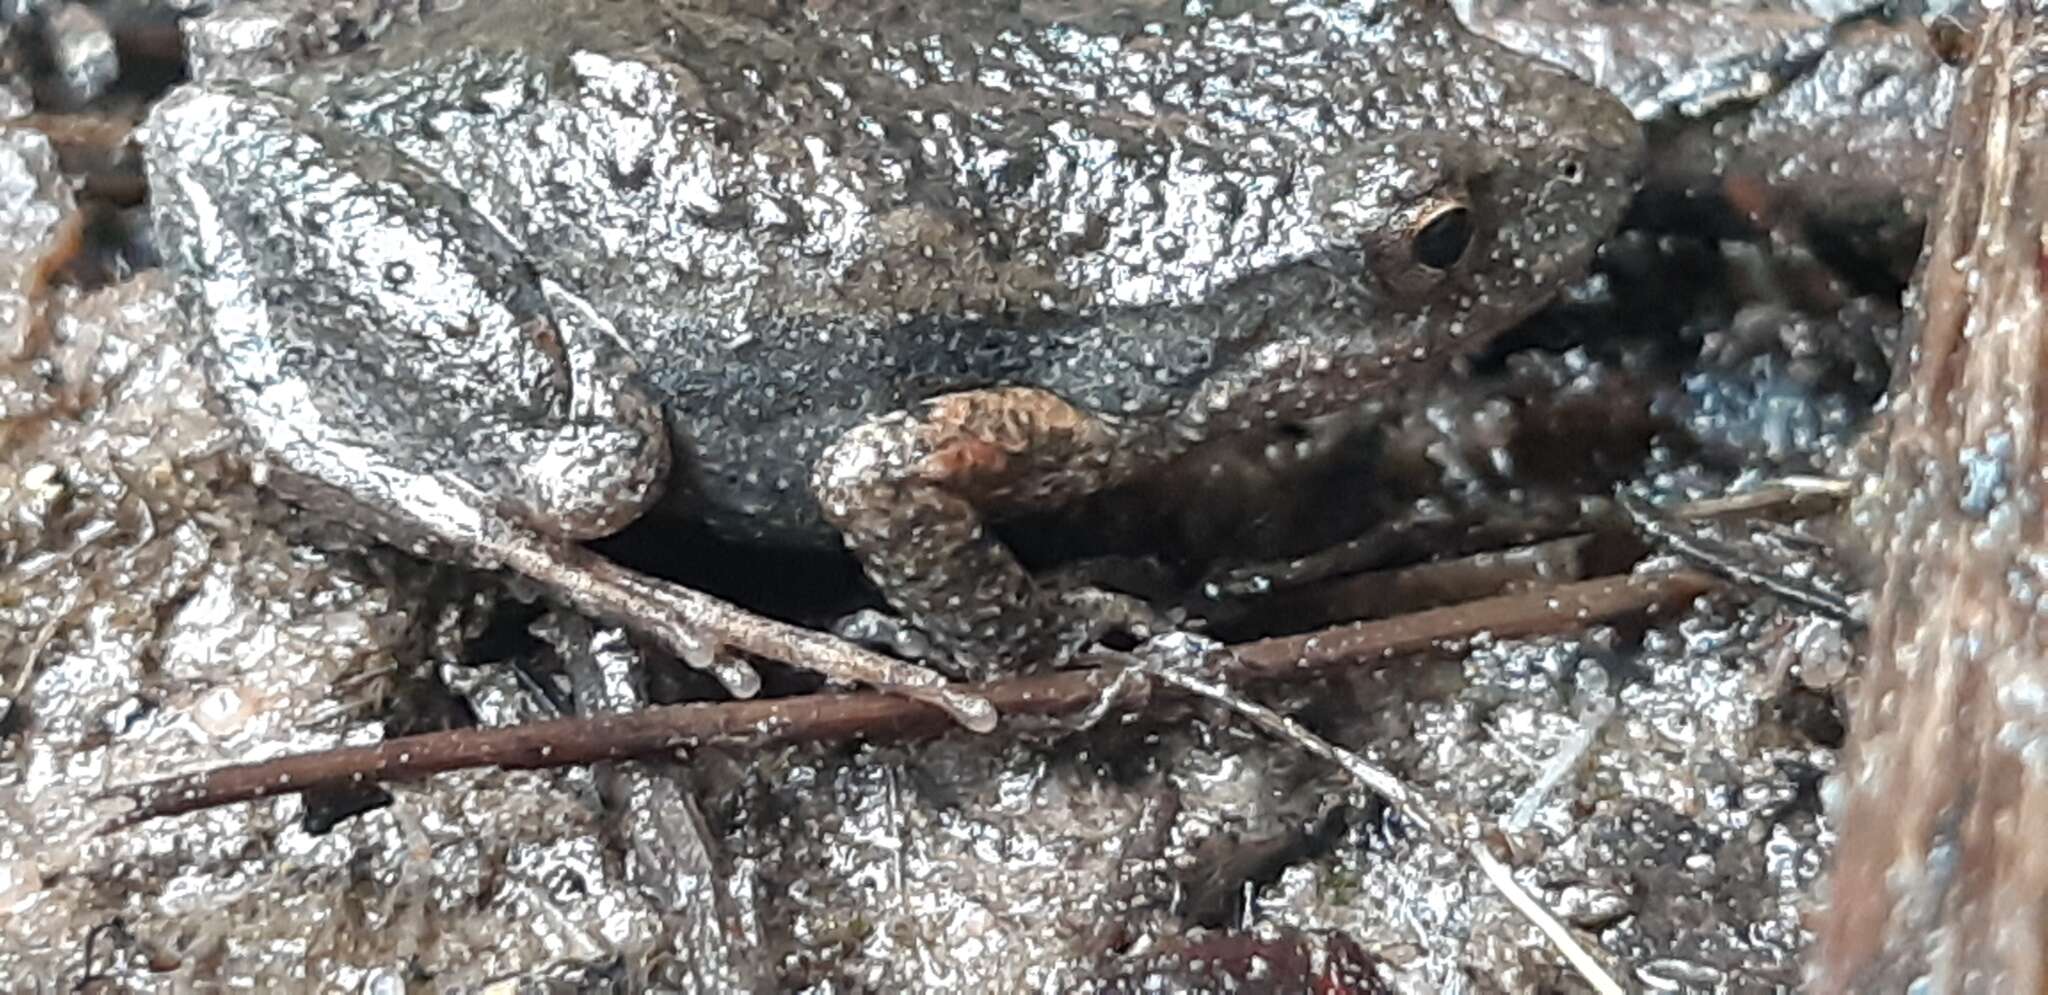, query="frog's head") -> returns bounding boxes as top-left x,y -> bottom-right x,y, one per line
1309,43 -> 1643,348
